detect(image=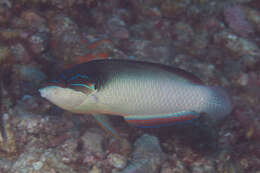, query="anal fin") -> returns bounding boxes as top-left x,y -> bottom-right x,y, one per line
93,114 -> 120,138
124,111 -> 200,128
